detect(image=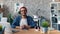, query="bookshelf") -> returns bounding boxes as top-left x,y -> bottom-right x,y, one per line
50,2 -> 60,31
